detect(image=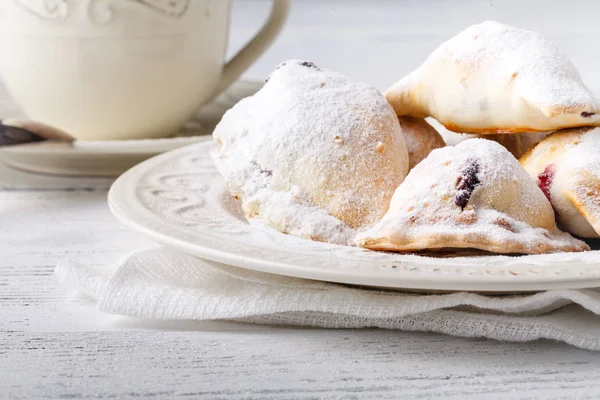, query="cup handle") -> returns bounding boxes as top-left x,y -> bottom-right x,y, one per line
211,0 -> 290,99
